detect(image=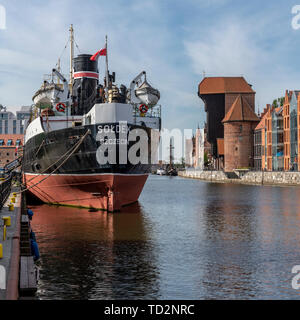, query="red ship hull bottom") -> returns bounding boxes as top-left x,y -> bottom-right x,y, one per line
23,173 -> 149,212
